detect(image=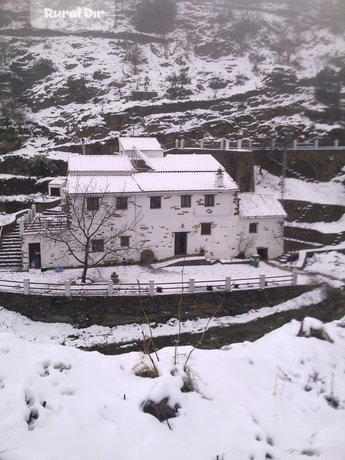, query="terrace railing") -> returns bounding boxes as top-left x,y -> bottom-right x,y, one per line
0,273 -> 297,297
